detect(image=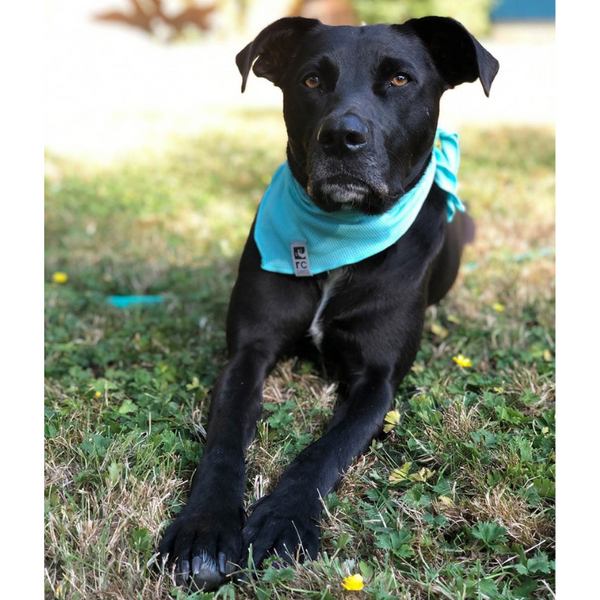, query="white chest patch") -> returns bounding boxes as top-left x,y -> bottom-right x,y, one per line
309,267 -> 347,350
